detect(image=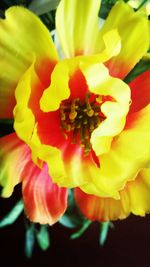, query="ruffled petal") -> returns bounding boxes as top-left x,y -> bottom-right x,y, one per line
80,62 -> 131,156
99,1 -> 149,79
129,69 -> 150,113
80,104 -> 150,199
22,163 -> 68,225
13,61 -> 67,185
56,0 -> 101,57
40,61 -> 70,112
0,6 -> 58,118
75,168 -> 150,221
0,133 -> 31,197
